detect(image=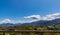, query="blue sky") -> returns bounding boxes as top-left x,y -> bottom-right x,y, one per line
0,0 -> 60,20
